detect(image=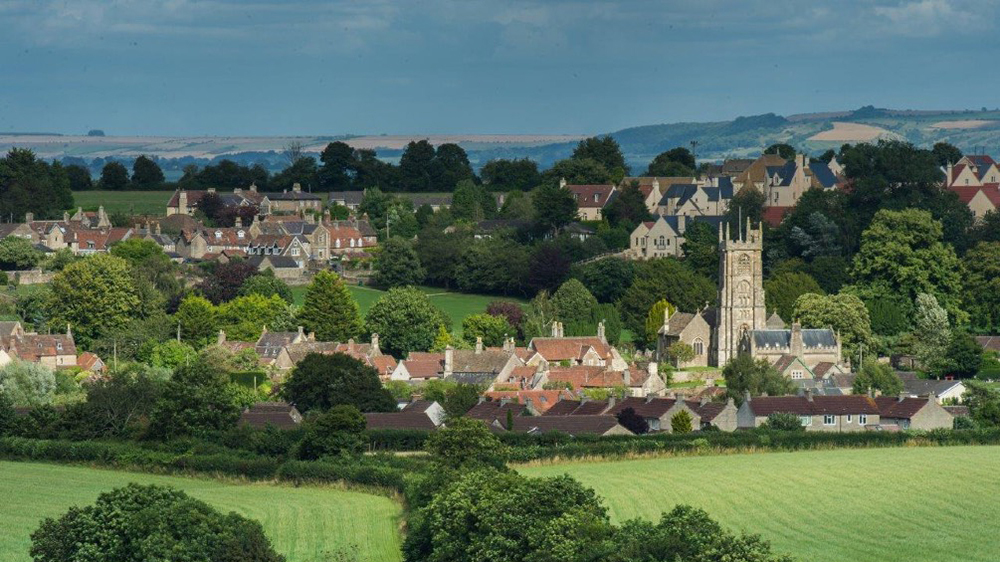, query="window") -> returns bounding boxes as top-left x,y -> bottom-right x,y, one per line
799,415 -> 811,426
791,370 -> 803,380
593,193 -> 599,202
649,419 -> 661,431
237,230 -> 245,239
291,247 -> 300,257
693,339 -> 704,356
859,414 -> 868,425
215,230 -> 221,238
335,239 -> 341,248
350,239 -> 355,248
823,415 -> 836,426
846,414 -> 852,423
